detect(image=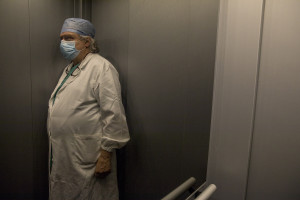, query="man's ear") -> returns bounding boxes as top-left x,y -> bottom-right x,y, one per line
85,37 -> 91,48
